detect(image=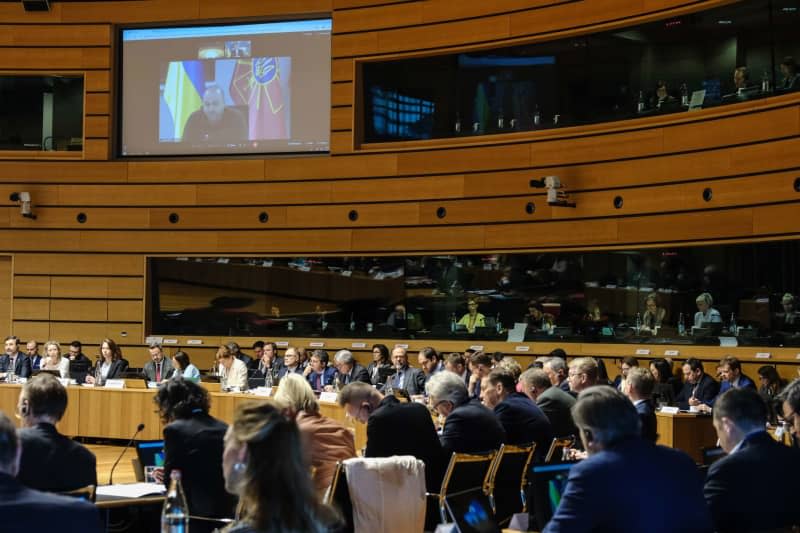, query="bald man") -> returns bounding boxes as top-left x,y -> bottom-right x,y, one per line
182,85 -> 247,144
